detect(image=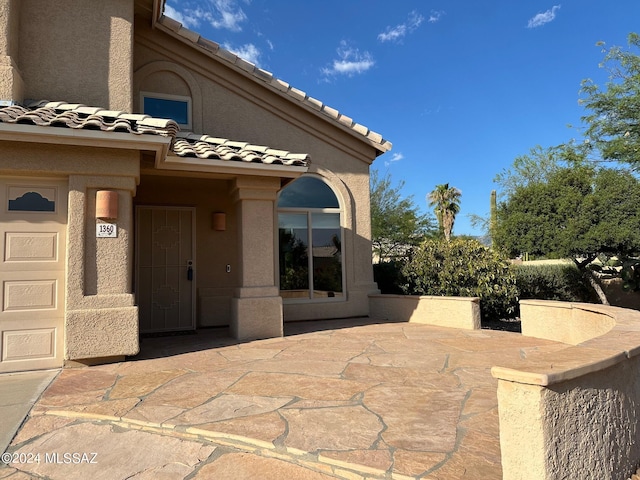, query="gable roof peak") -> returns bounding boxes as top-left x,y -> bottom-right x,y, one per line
154,10 -> 391,155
